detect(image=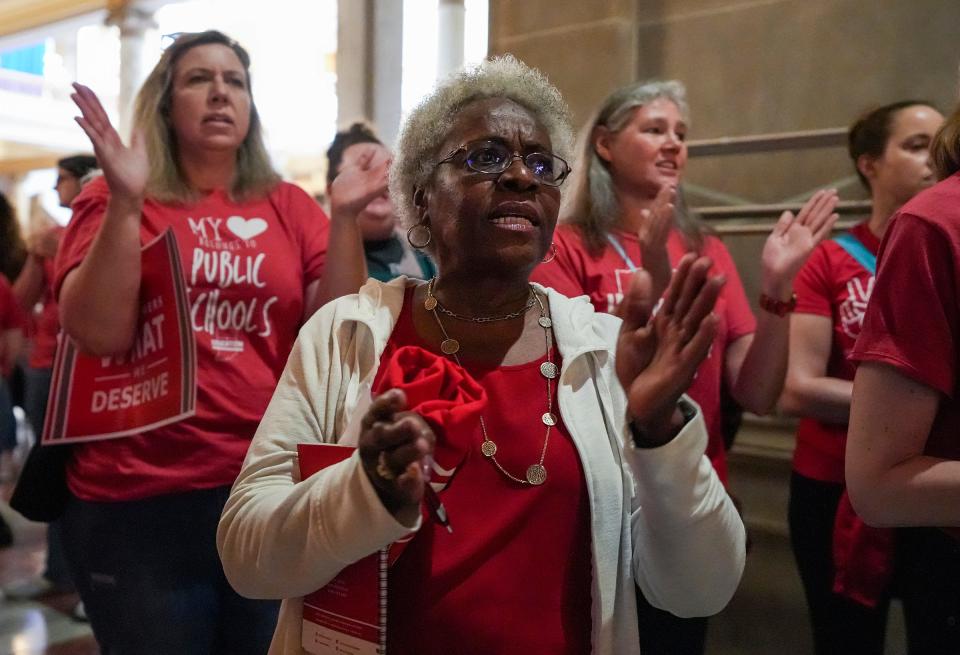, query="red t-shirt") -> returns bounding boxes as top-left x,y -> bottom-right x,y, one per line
29,254 -> 62,370
532,224 -> 756,482
378,289 -> 592,655
55,177 -> 329,501
0,275 -> 23,332
851,173 -> 960,465
791,222 -> 880,482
